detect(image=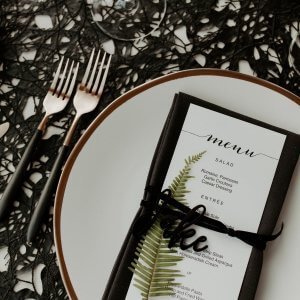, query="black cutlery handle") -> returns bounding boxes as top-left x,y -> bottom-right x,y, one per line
0,129 -> 43,220
26,145 -> 69,243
